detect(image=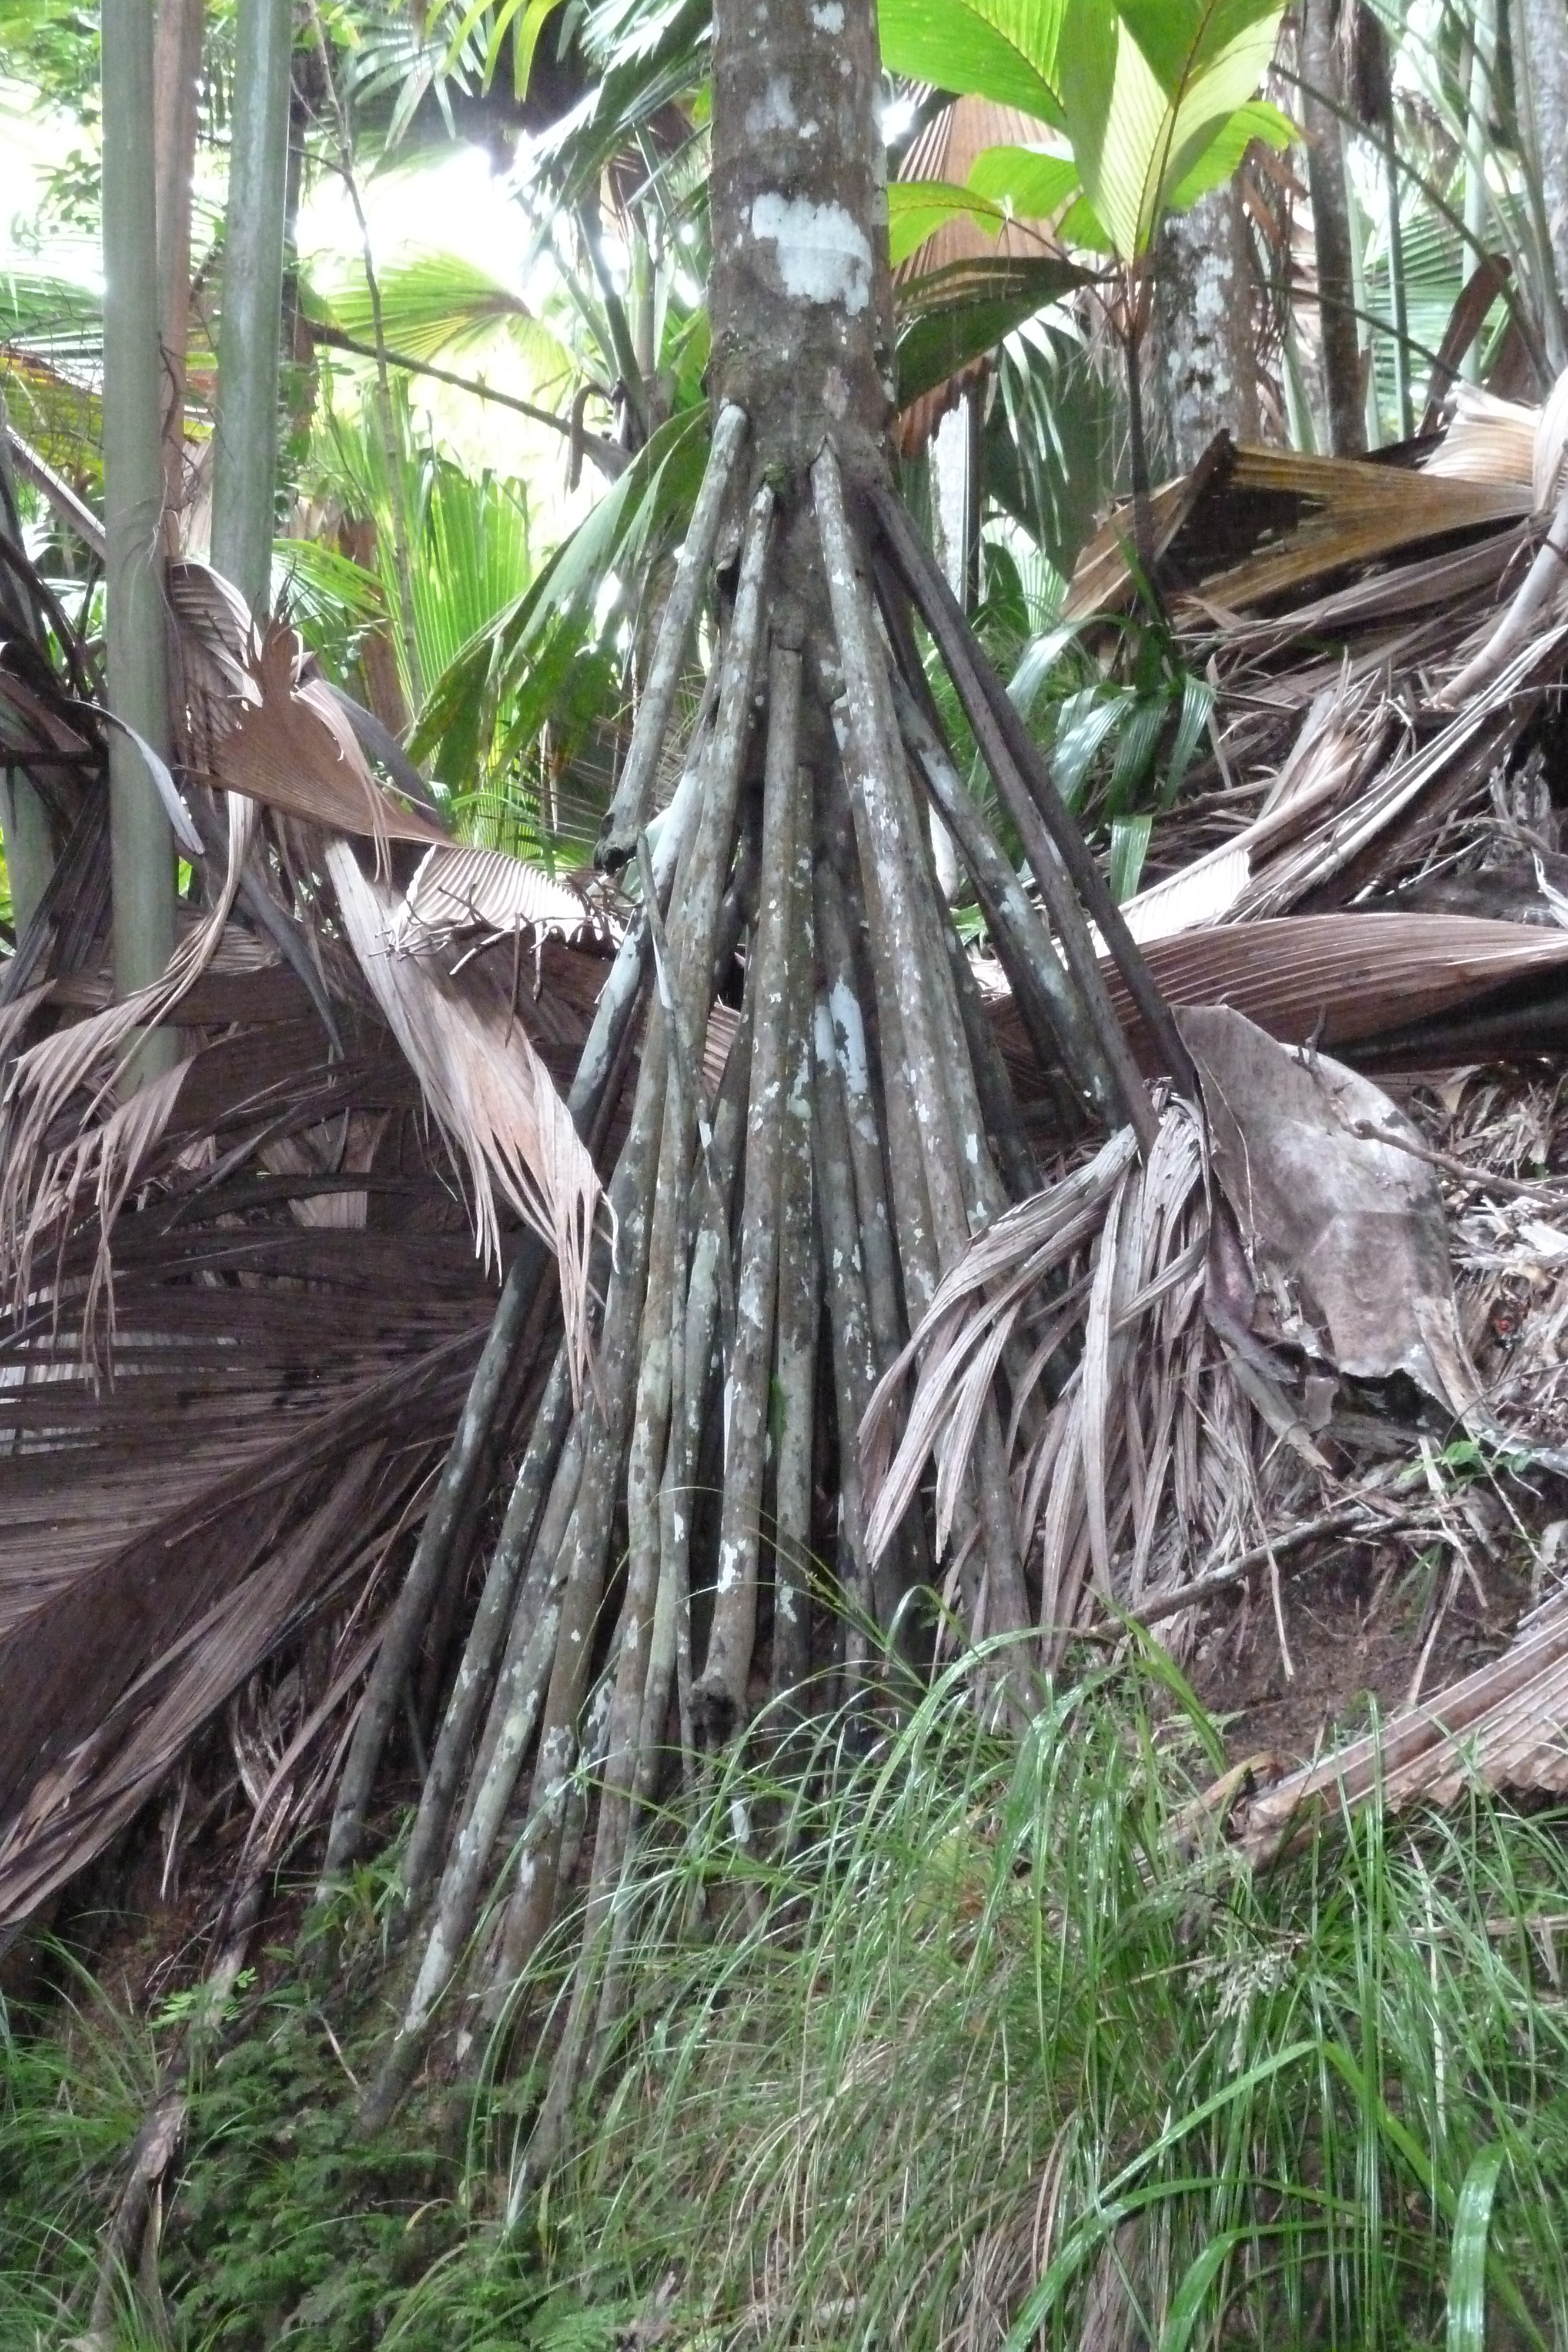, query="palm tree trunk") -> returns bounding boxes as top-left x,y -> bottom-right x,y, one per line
1300,0 -> 1367,456
211,0 -> 293,612
356,0 -> 1180,2141
102,0 -> 177,1073
1517,0 -> 1568,369
1153,182 -> 1261,473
